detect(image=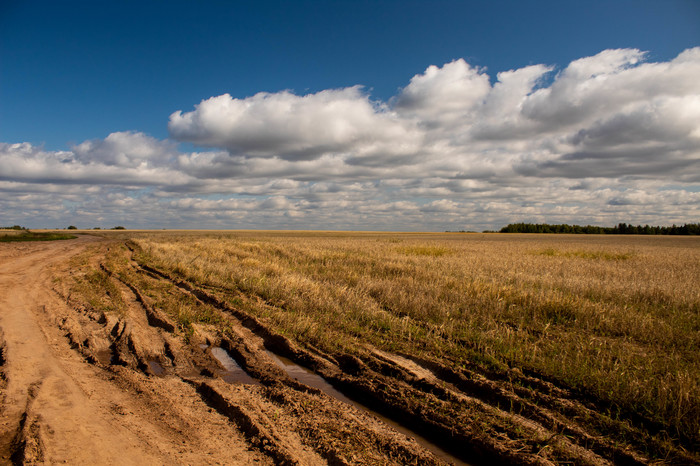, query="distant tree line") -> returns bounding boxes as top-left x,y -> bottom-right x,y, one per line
499,222 -> 700,235
66,225 -> 126,230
